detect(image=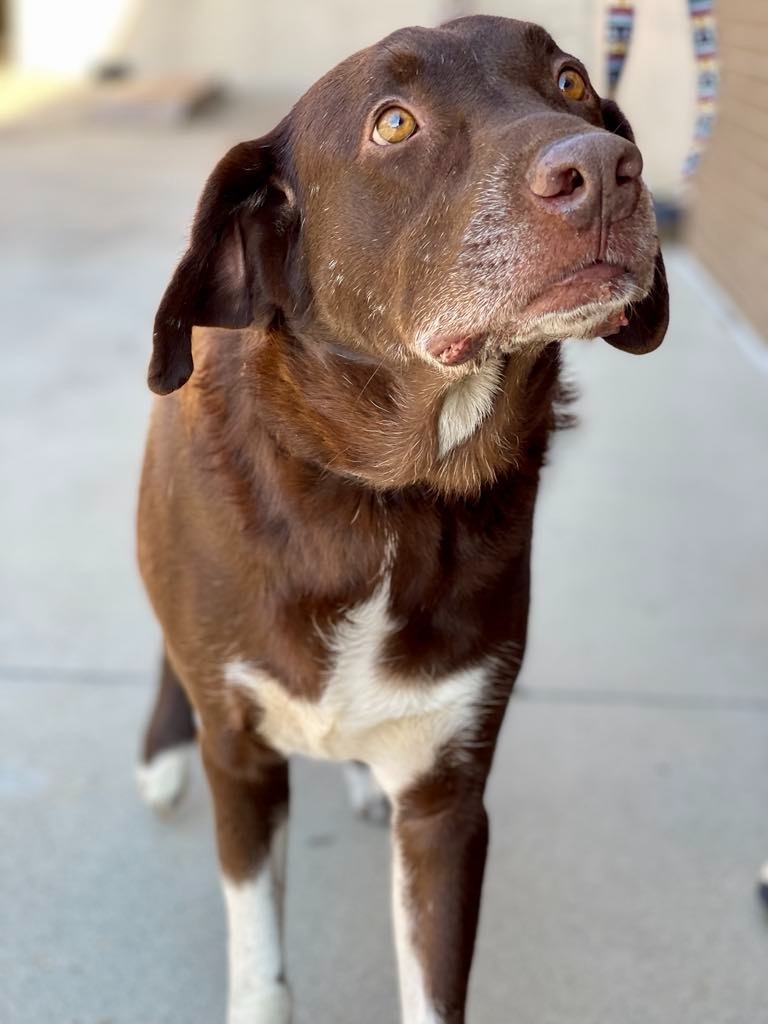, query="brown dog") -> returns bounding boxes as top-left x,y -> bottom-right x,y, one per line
136,16 -> 668,1024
